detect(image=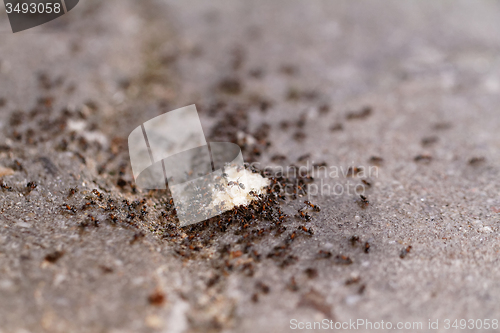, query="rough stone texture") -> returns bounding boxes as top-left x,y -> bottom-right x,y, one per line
1,1 -> 500,332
